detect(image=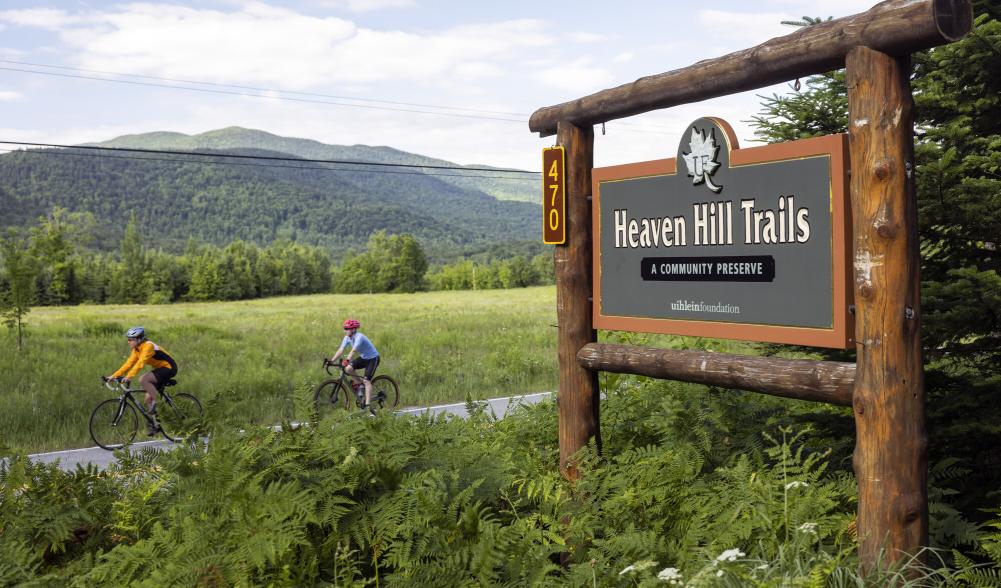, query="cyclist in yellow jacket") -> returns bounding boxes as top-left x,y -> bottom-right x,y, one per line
106,326 -> 178,434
